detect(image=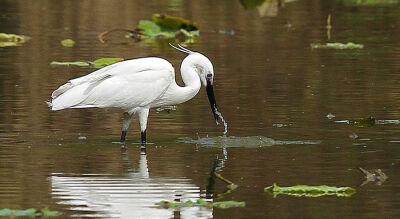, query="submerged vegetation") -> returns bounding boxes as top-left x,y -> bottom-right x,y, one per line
264,184 -> 356,198
0,208 -> 60,217
50,58 -> 124,68
0,33 -> 30,47
157,199 -> 245,209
